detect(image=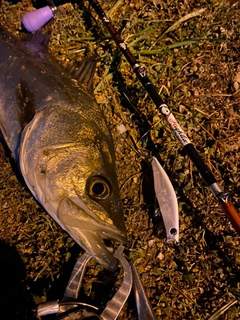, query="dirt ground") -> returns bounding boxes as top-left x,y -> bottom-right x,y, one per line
0,0 -> 239,319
